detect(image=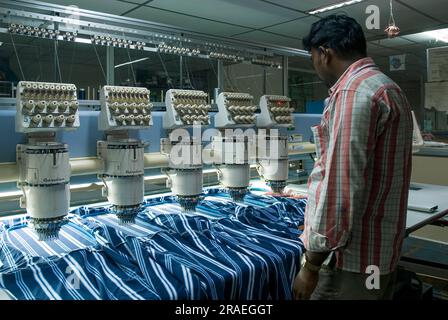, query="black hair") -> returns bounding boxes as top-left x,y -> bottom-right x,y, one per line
303,14 -> 367,59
